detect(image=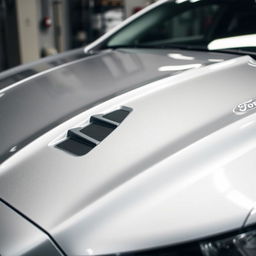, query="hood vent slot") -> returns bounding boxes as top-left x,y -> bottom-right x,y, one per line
56,106 -> 132,156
